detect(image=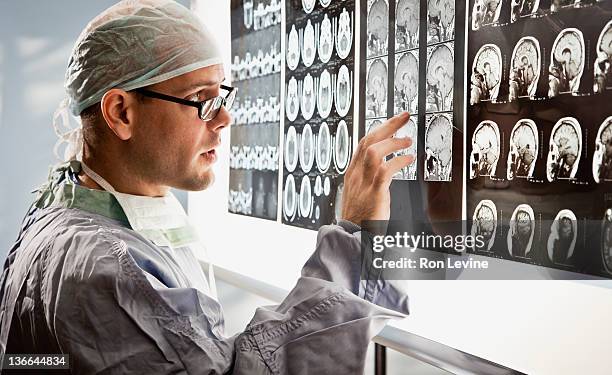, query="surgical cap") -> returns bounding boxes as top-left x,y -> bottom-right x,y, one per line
54,0 -> 223,161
